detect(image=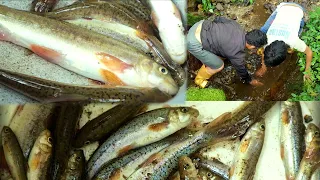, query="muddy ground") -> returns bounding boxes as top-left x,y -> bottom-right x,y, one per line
187,0 -> 320,100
